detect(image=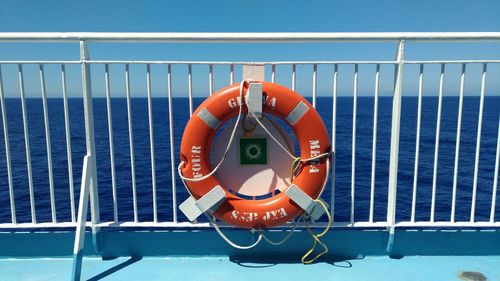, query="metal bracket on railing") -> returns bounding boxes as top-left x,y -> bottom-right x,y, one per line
242,64 -> 265,81
285,184 -> 328,220
179,185 -> 226,221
